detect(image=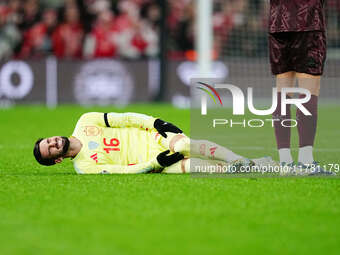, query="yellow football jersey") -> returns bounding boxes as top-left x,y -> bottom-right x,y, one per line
71,112 -> 166,174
